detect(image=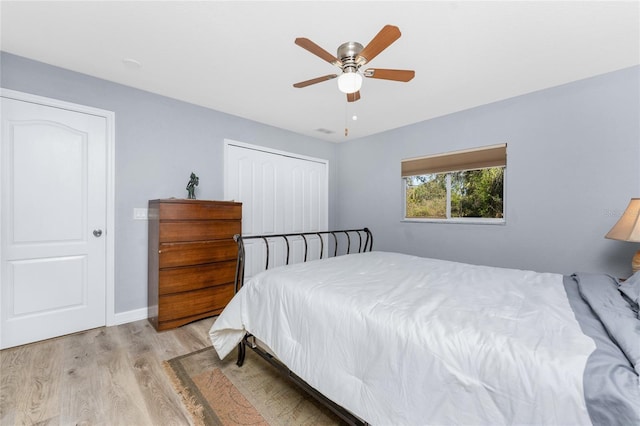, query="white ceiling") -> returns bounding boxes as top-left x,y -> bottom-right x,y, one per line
2,1 -> 638,143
